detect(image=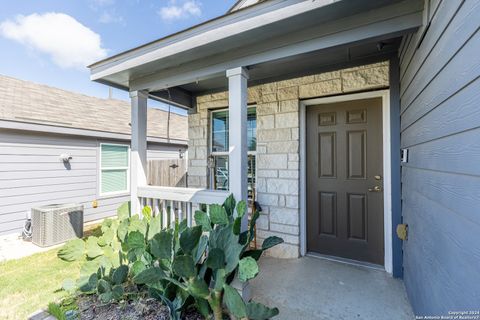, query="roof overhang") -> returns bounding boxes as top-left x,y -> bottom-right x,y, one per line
0,119 -> 188,146
89,0 -> 423,109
